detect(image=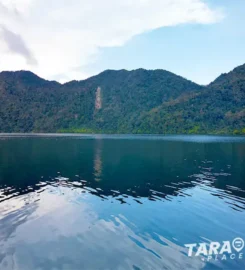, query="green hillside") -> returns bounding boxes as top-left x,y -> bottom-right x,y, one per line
0,64 -> 244,134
